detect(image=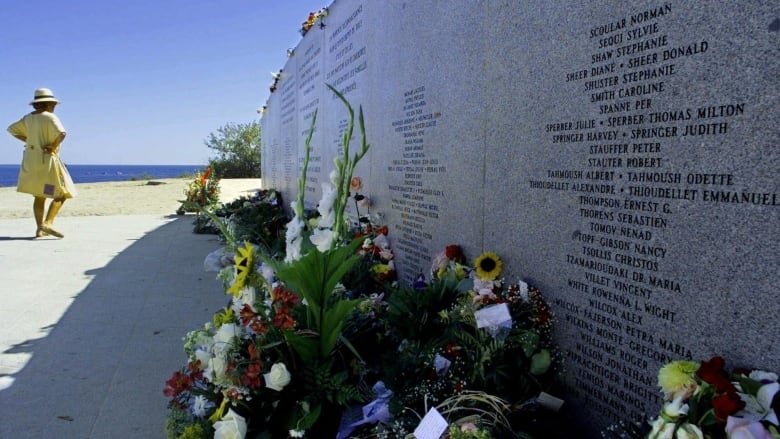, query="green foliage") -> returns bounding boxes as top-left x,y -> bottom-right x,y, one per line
216,191 -> 288,254
270,238 -> 364,359
205,122 -> 261,178
164,406 -> 211,439
384,271 -> 465,341
326,84 -> 370,243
